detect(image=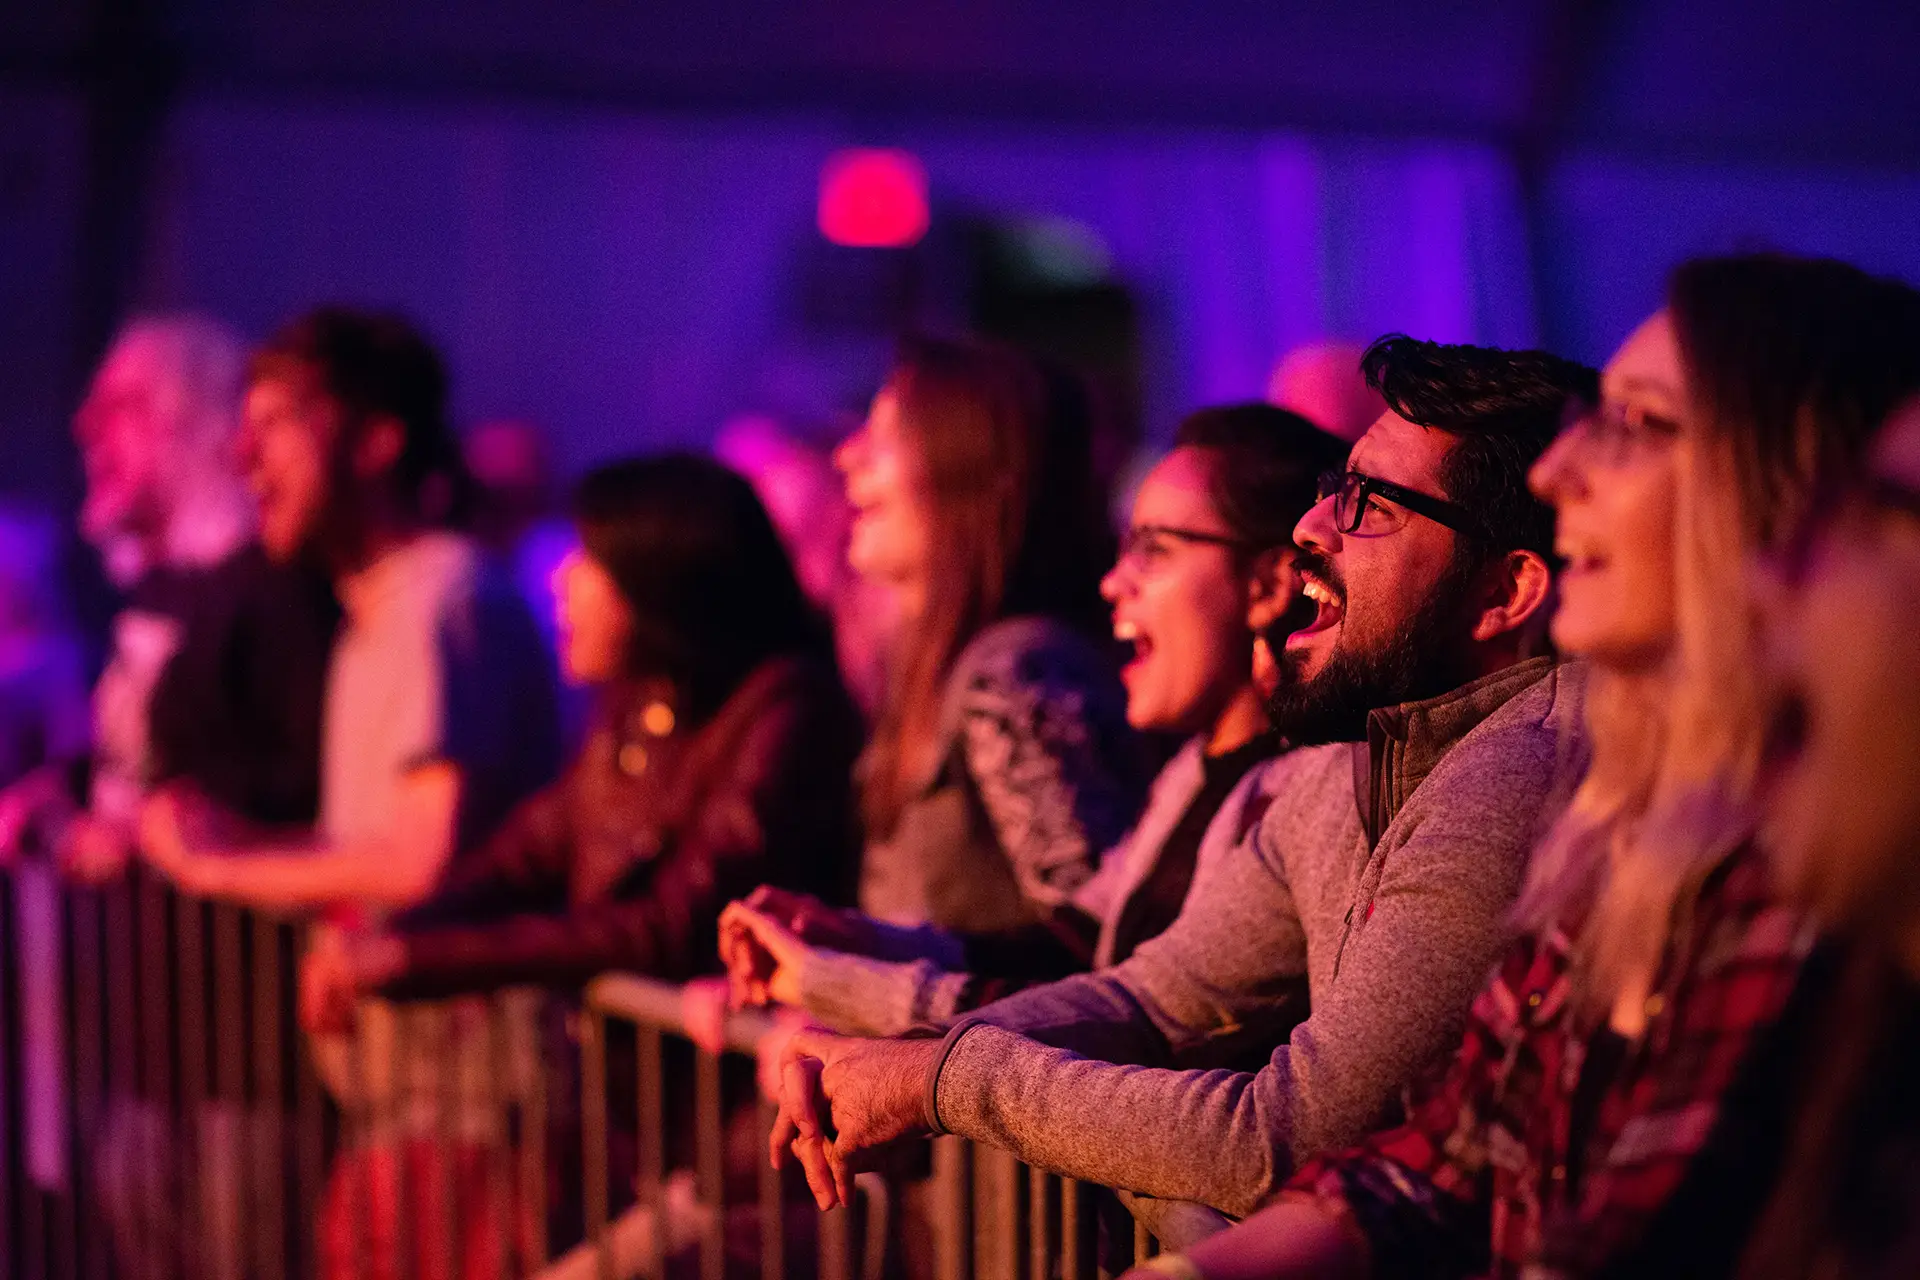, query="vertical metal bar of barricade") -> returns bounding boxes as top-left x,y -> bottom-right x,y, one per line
932,1136 -> 972,1280
211,904 -> 246,1280
1029,1169 -> 1052,1280
756,1097 -> 784,1280
46,884 -> 77,1280
637,1026 -> 666,1280
438,1002 -> 460,1280
486,998 -> 512,1280
293,930 -> 327,1280
694,1045 -> 725,1280
250,913 -> 286,1280
819,1201 -> 853,1280
173,891 -> 207,1277
351,994 -> 376,1280
1059,1179 -> 1096,1280
9,867 -> 49,1280
522,1016 -> 550,1271
137,871 -> 175,1280
102,878 -> 136,1279
1,872 -> 18,1280
580,1009 -> 610,1280
70,885 -> 105,1280
974,1145 -> 1023,1280
392,1005 -> 416,1280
